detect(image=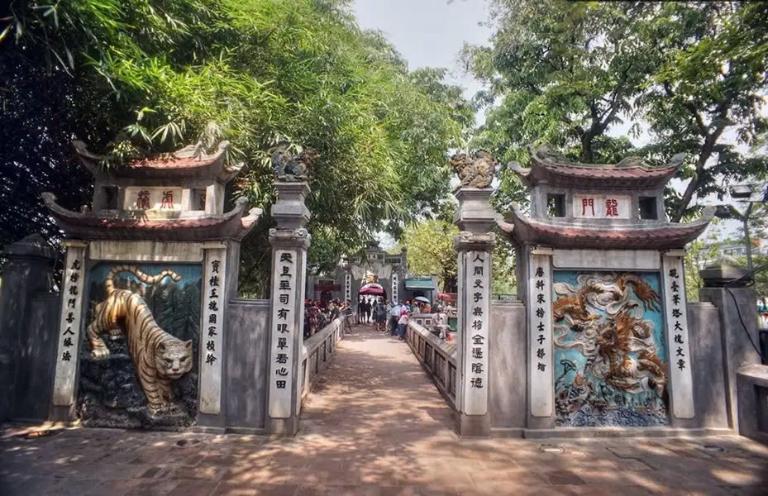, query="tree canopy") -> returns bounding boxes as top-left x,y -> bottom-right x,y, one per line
1,0 -> 469,294
401,219 -> 459,292
465,0 -> 768,220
